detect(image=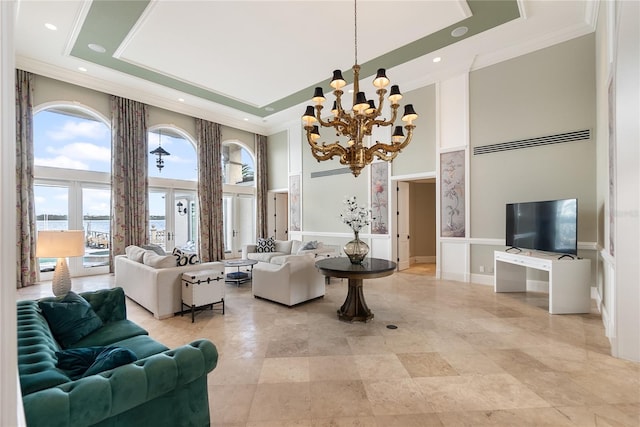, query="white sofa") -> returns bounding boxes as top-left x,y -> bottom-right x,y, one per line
114,247 -> 224,319
252,254 -> 326,306
242,239 -> 339,264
